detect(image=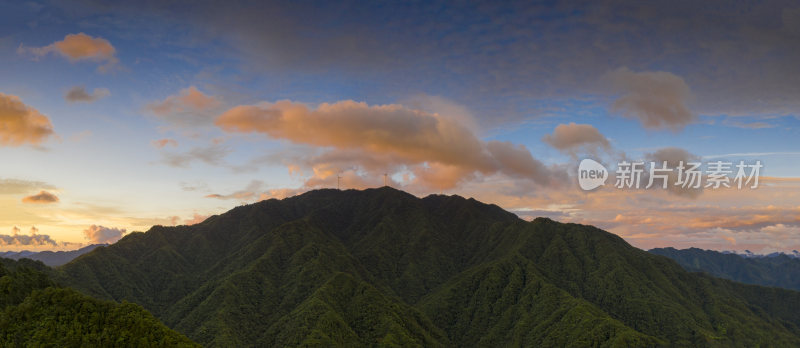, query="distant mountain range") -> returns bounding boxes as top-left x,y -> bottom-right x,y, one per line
48,187 -> 800,346
713,249 -> 800,259
0,244 -> 104,266
650,247 -> 800,291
